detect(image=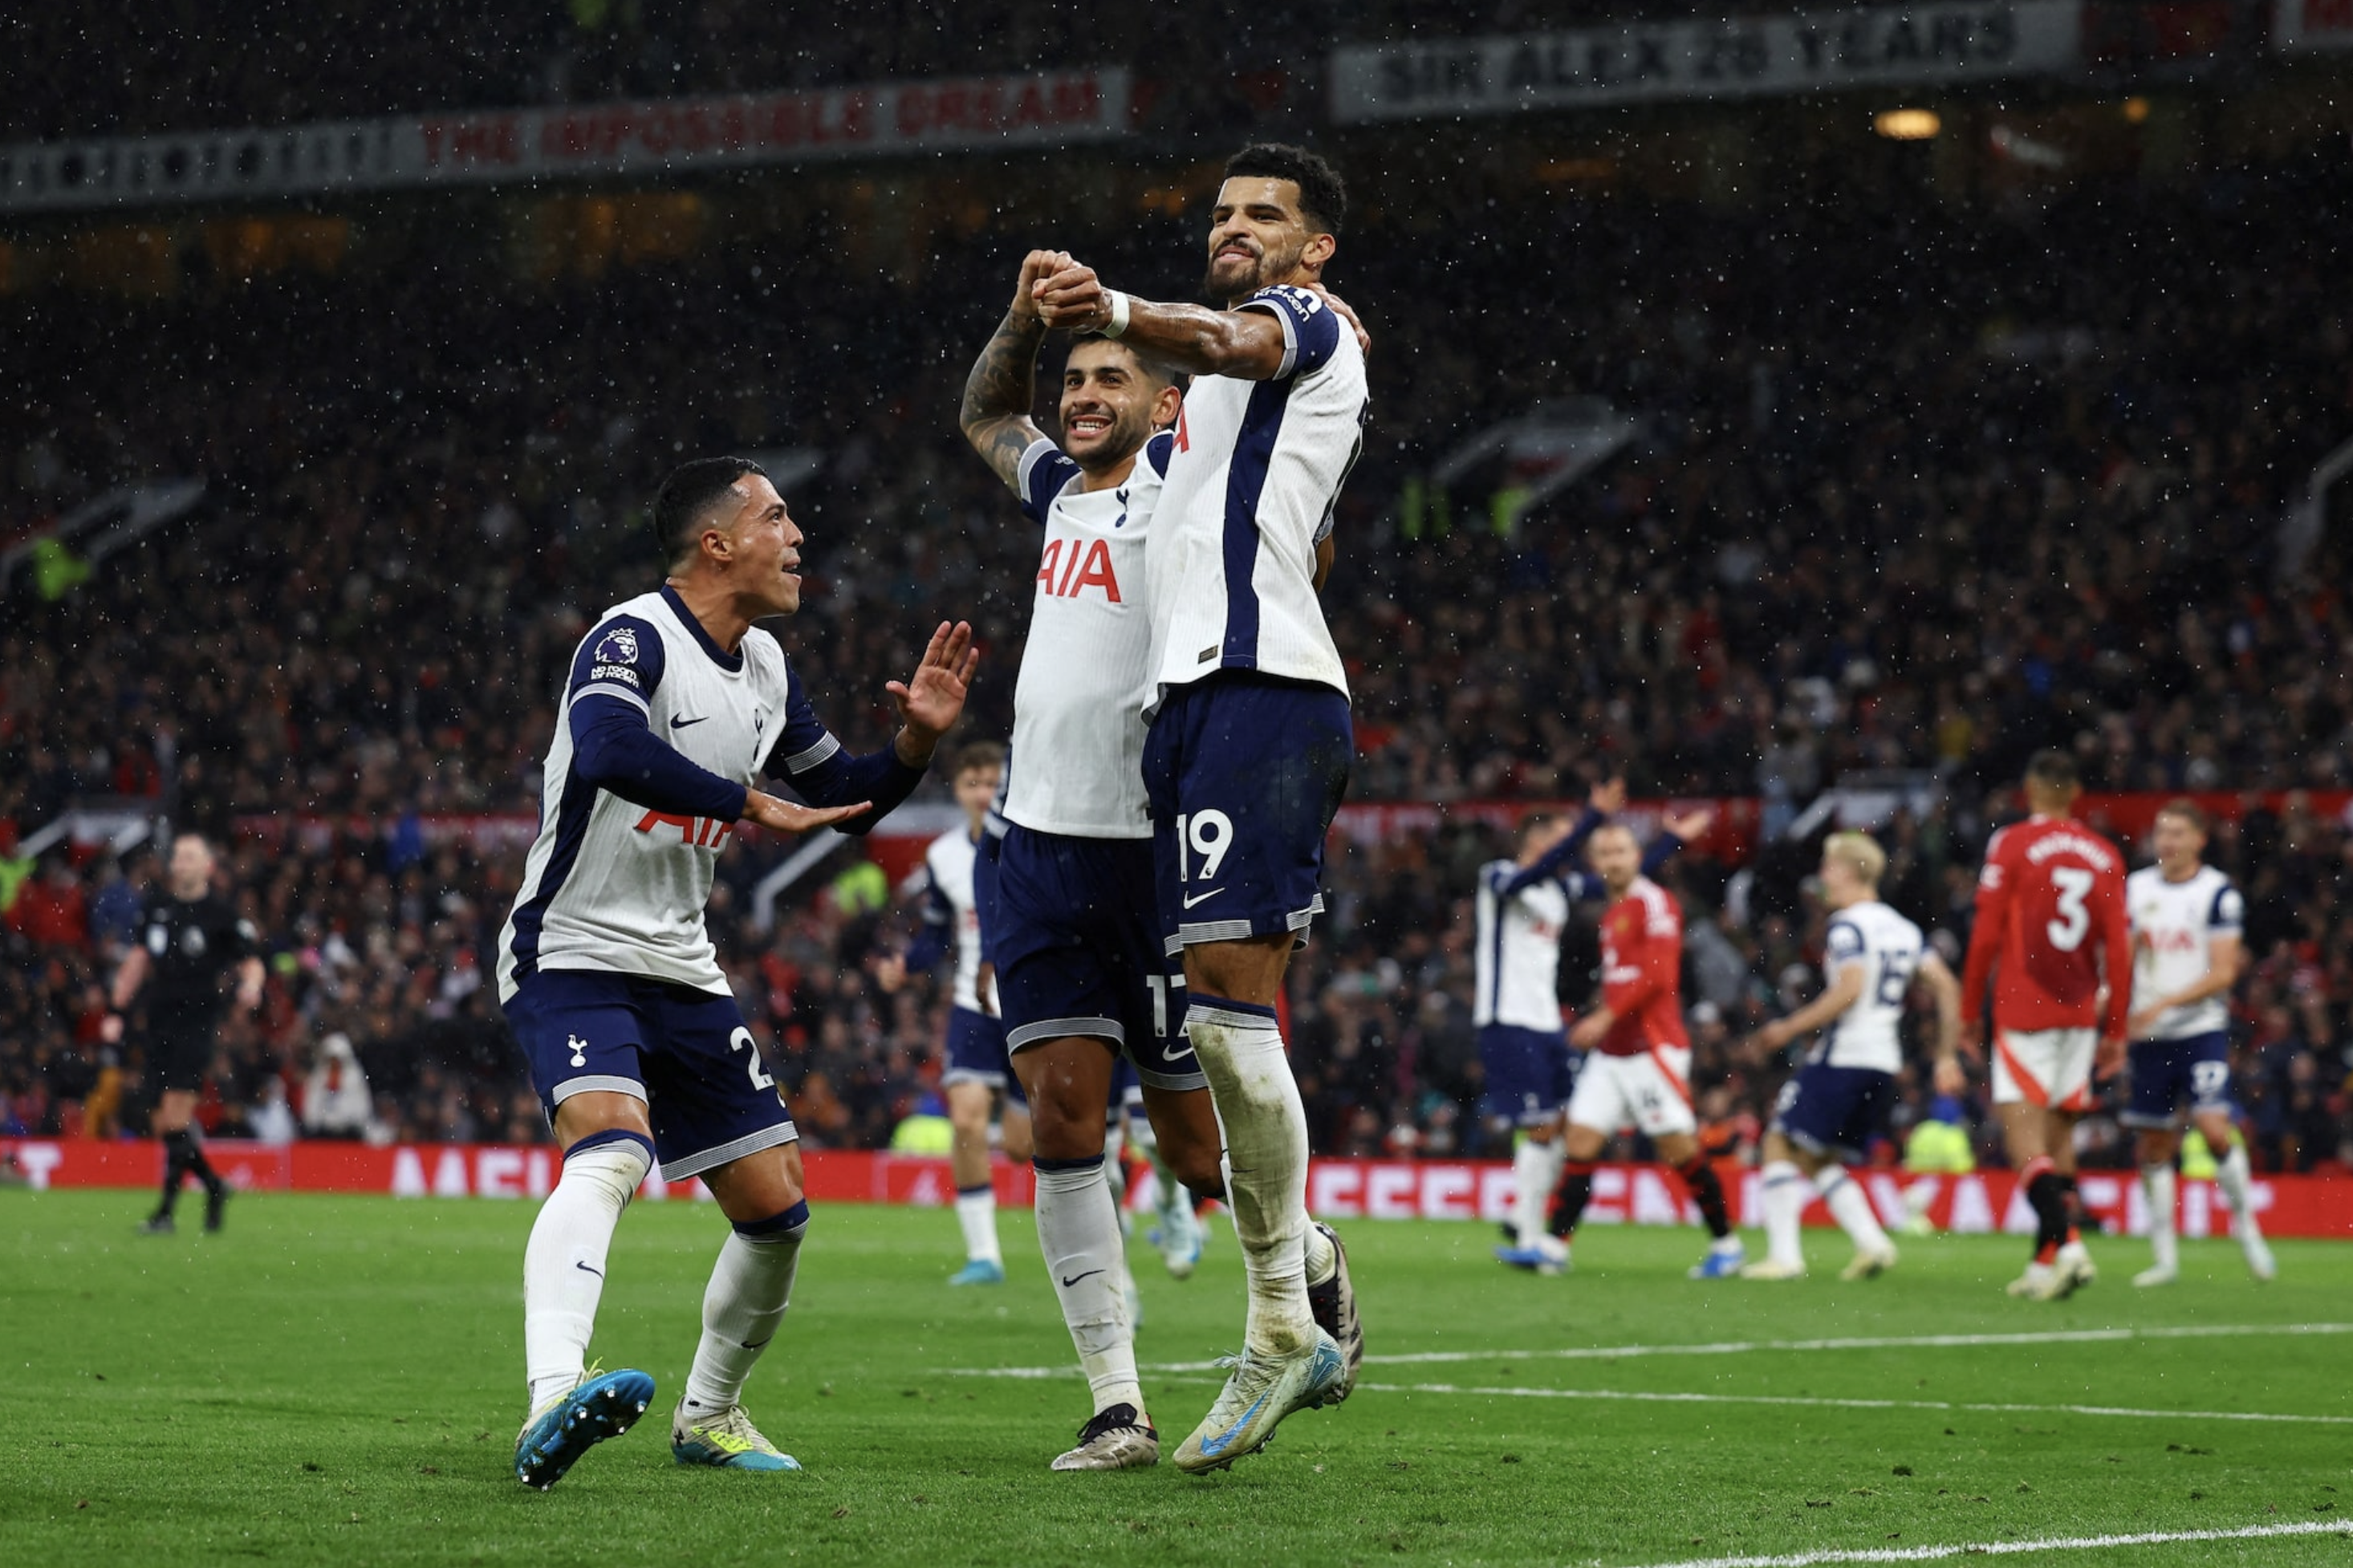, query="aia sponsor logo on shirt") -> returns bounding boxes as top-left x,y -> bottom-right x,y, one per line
1035,536 -> 1122,602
